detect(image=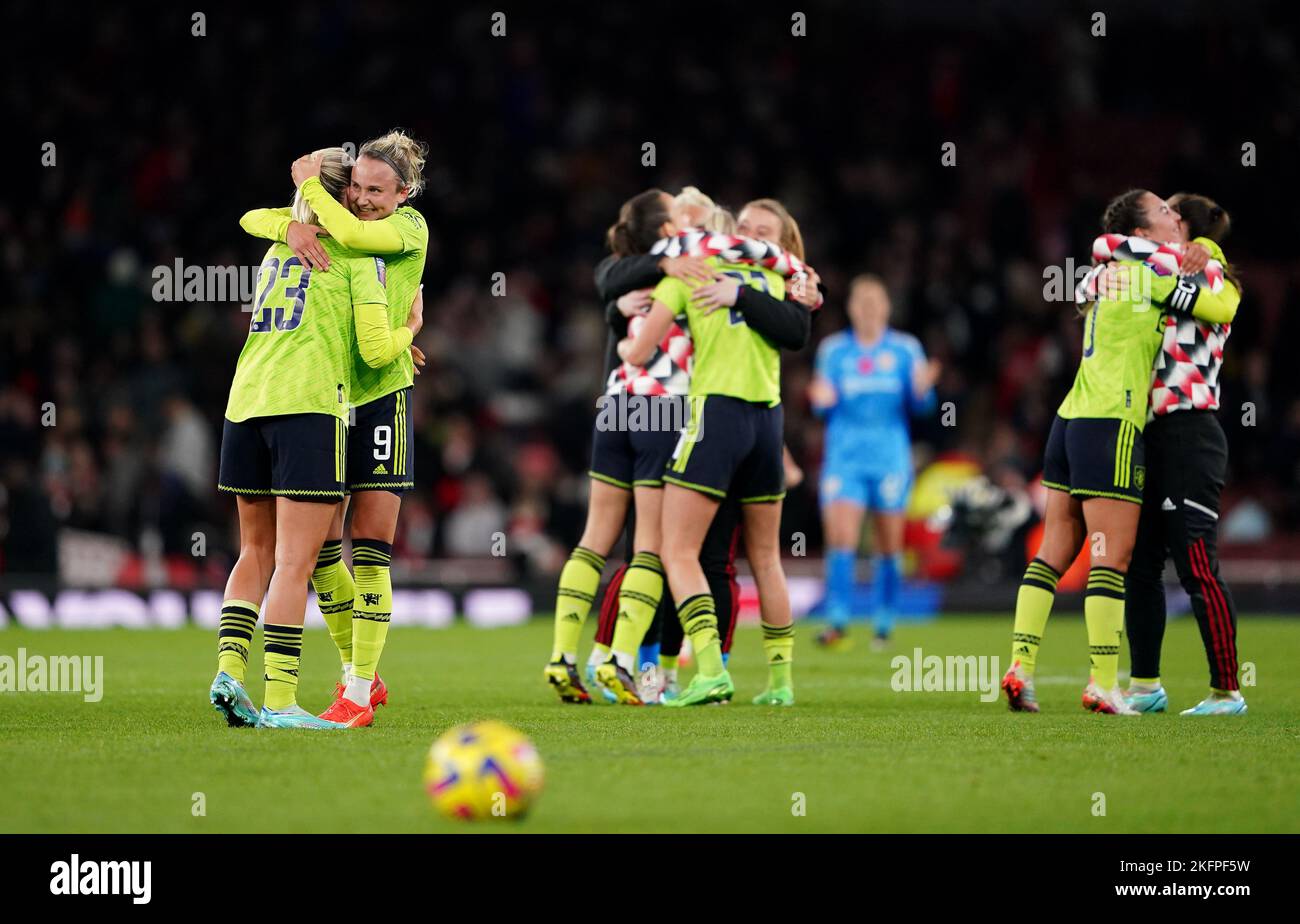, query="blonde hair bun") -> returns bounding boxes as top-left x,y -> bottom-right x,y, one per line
360,128 -> 428,198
